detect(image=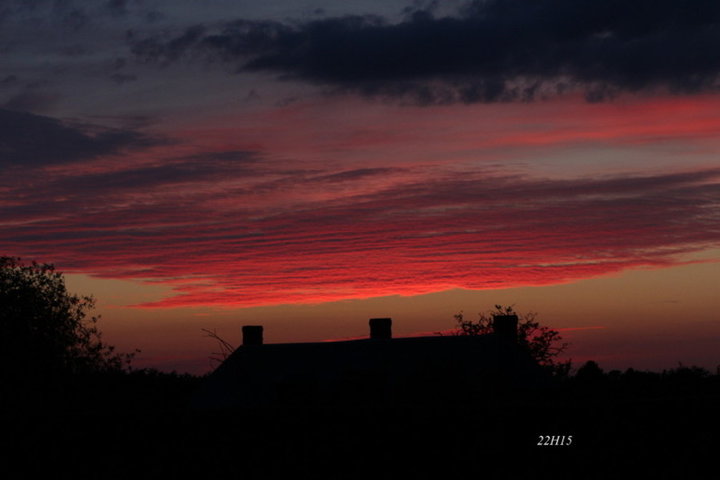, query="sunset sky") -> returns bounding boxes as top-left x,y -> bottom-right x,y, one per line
2,0 -> 719,374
